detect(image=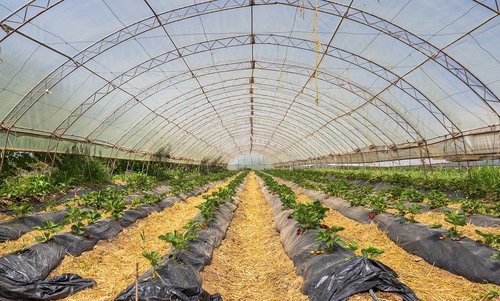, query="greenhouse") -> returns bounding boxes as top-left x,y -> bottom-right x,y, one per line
0,1 -> 498,300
